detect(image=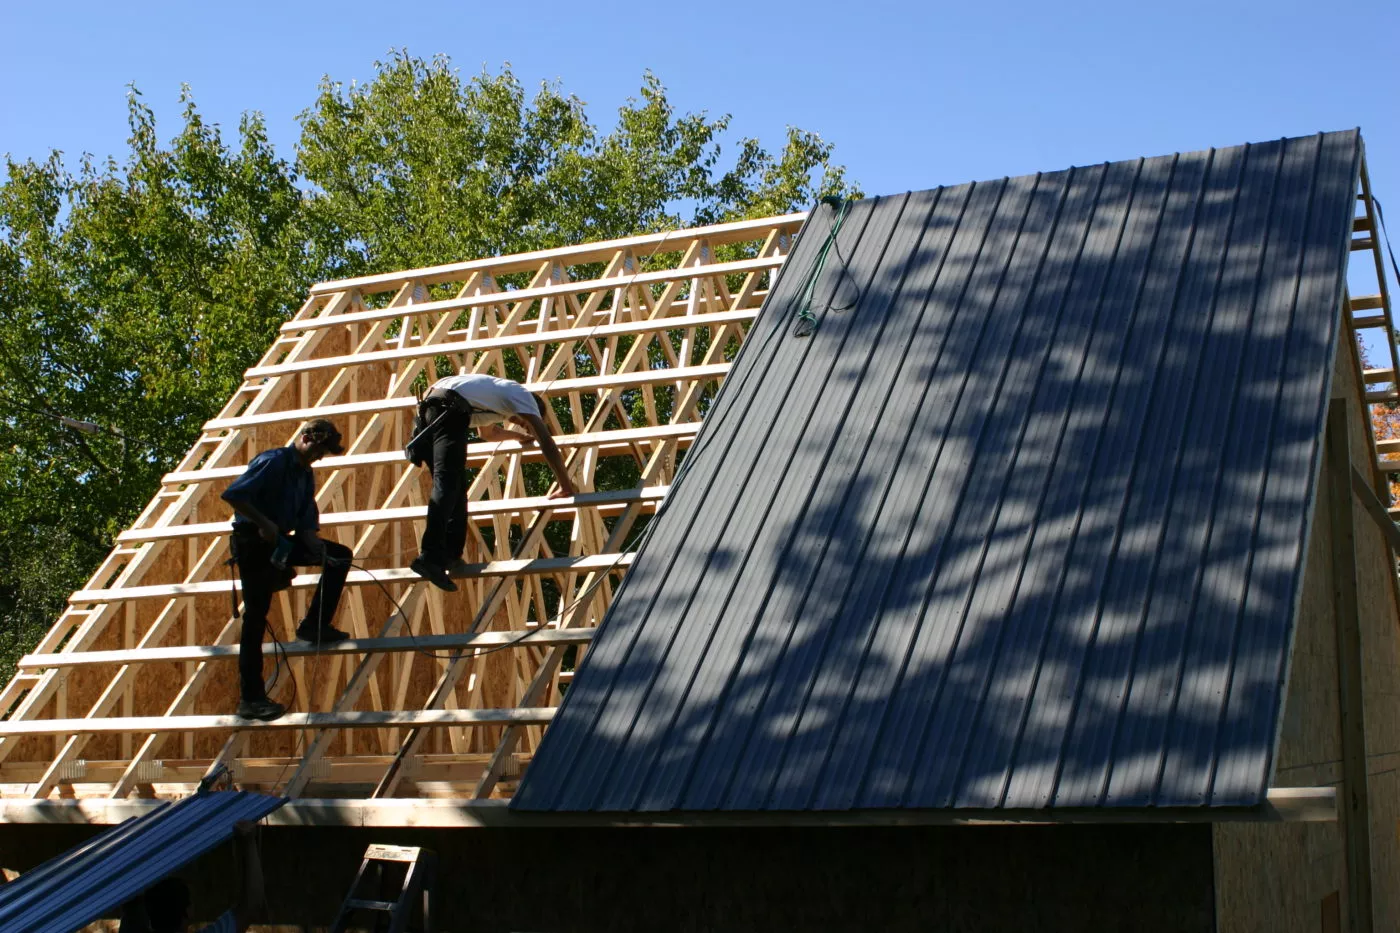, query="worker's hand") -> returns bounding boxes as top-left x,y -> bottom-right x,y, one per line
257,519 -> 279,544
